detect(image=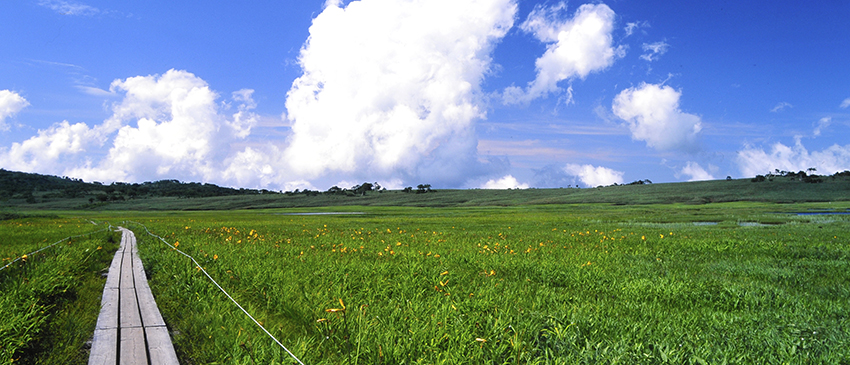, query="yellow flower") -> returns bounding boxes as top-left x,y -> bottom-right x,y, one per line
174,241 -> 179,247
213,254 -> 218,260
